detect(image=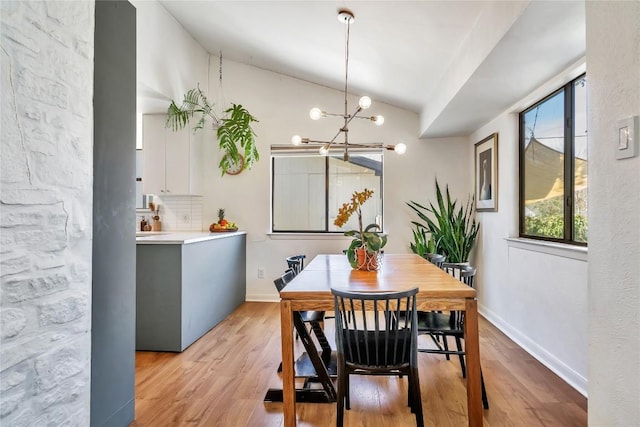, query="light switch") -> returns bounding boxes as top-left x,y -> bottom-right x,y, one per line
615,116 -> 638,160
